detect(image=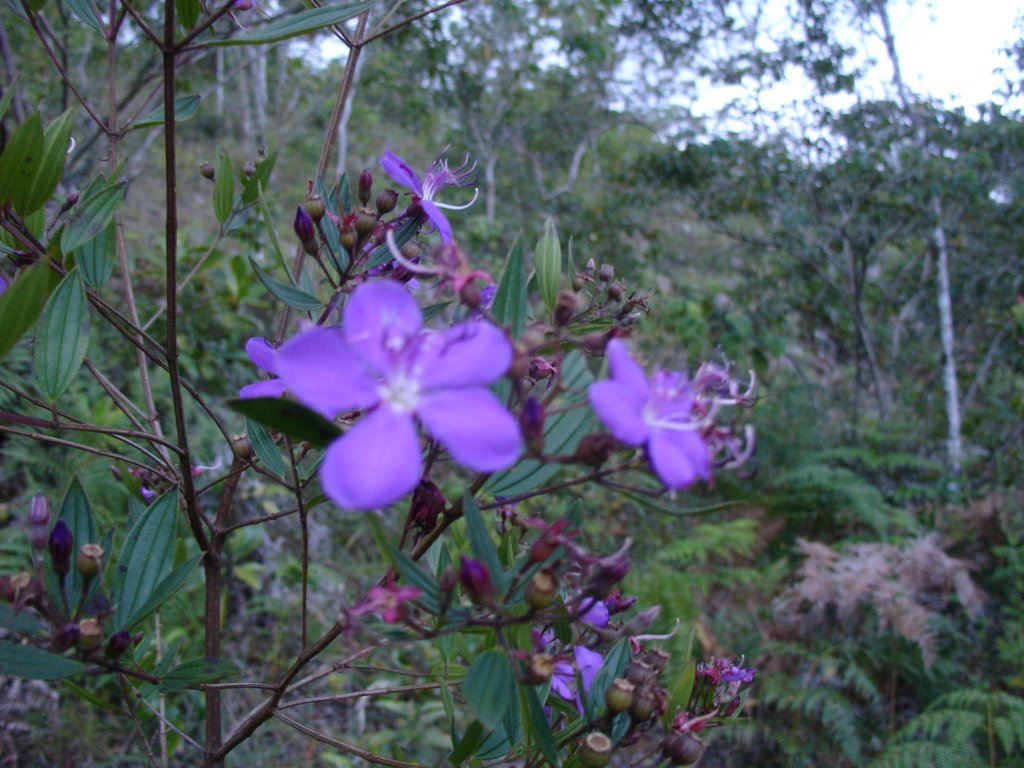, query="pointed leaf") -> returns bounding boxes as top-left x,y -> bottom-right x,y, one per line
77,222 -> 115,288
535,217 -> 561,314
0,604 -> 44,635
123,554 -> 202,630
59,478 -> 99,612
213,148 -> 233,225
0,263 -> 54,363
159,657 -> 238,691
463,494 -> 507,594
367,515 -> 440,613
464,650 -> 516,729
491,236 -> 527,337
241,150 -> 276,205
584,639 -> 631,719
0,81 -> 14,122
65,0 -> 104,31
0,640 -> 84,680
129,95 -> 201,131
175,0 -> 201,32
61,183 -> 125,254
114,490 -> 180,630
249,257 -> 321,310
34,268 -> 90,402
228,396 -> 340,448
18,109 -> 73,216
449,719 -> 485,764
524,685 -> 560,766
245,416 -> 285,476
0,113 -> 43,211
208,1 -> 376,46
256,182 -> 288,274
